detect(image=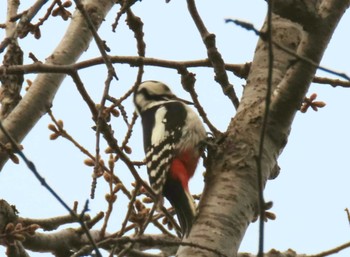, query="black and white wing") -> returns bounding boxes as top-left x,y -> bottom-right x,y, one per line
140,102 -> 186,193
